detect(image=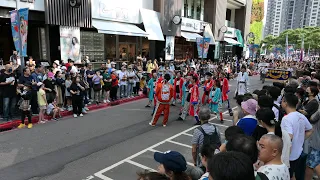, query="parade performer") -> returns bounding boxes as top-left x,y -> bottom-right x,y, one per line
187,66 -> 199,84
220,72 -> 233,116
235,66 -> 249,96
172,71 -> 184,106
177,76 -> 191,120
189,75 -> 201,125
149,74 -> 173,127
201,72 -> 214,105
208,79 -> 223,122
145,72 -> 157,107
